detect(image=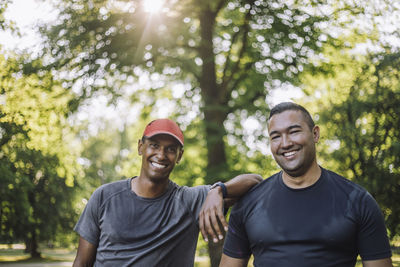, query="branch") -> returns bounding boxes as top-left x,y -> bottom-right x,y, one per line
222,6 -> 252,91
214,0 -> 228,15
